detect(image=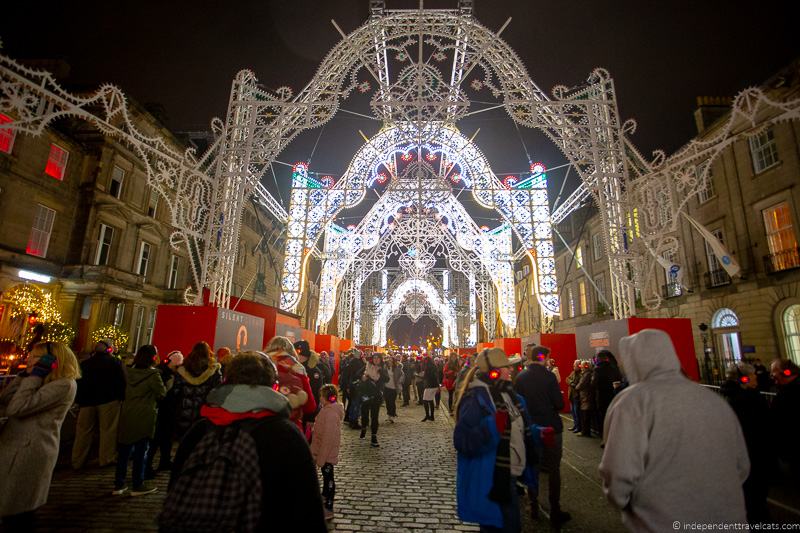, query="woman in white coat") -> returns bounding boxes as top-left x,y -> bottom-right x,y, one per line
0,341 -> 80,531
